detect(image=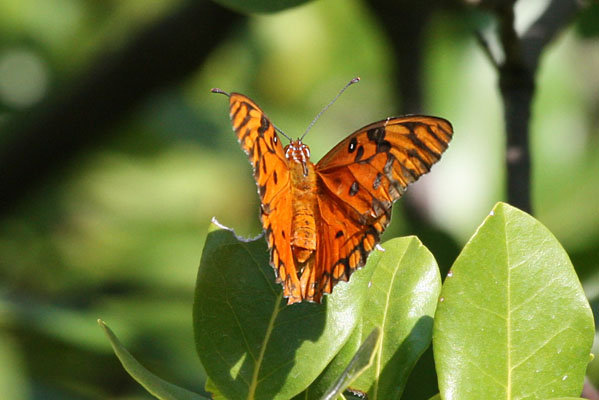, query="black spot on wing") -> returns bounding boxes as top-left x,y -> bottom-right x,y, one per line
348,137 -> 358,153
349,181 -> 359,196
383,154 -> 395,176
354,145 -> 364,162
367,127 -> 386,143
373,173 -> 382,190
258,115 -> 270,135
366,127 -> 392,153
